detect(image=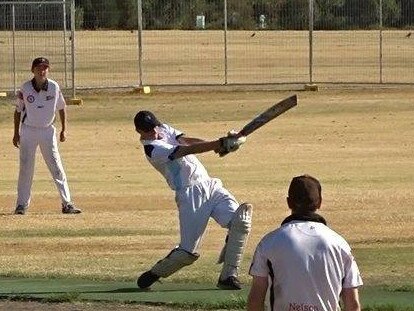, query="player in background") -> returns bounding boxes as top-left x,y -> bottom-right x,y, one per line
12,57 -> 81,215
248,174 -> 362,311
134,110 -> 252,290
